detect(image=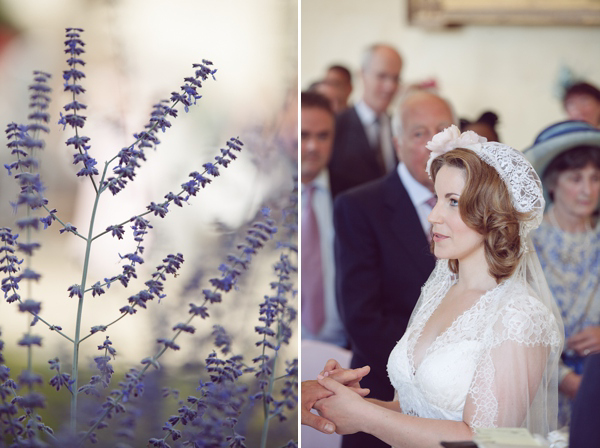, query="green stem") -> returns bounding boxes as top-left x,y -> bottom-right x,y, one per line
1,259 -> 73,343
1,385 -> 23,447
25,310 -> 74,343
259,251 -> 294,448
69,162 -> 109,432
80,226 -> 251,443
260,354 -> 277,448
41,204 -> 87,241
80,346 -> 165,441
79,262 -> 169,344
70,88 -> 99,196
81,309 -> 201,442
91,166 -> 208,242
26,213 -> 33,379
